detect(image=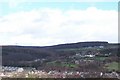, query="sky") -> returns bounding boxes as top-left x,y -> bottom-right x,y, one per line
0,0 -> 119,46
